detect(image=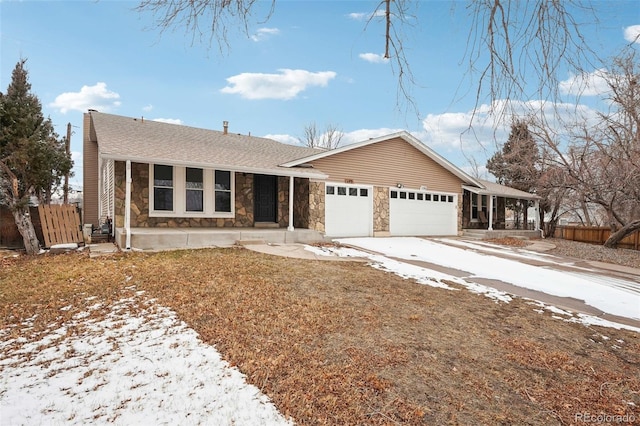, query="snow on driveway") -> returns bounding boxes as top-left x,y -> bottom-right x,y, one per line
320,237 -> 640,332
0,289 -> 292,426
